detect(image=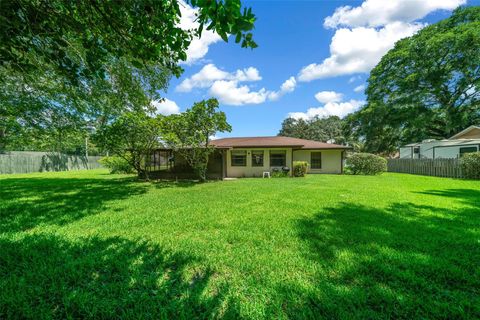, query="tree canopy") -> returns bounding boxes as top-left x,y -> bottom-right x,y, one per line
1,0 -> 257,81
347,6 -> 480,154
278,116 -> 346,144
162,98 -> 231,181
0,0 -> 256,152
94,112 -> 163,180
0,58 -> 169,152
